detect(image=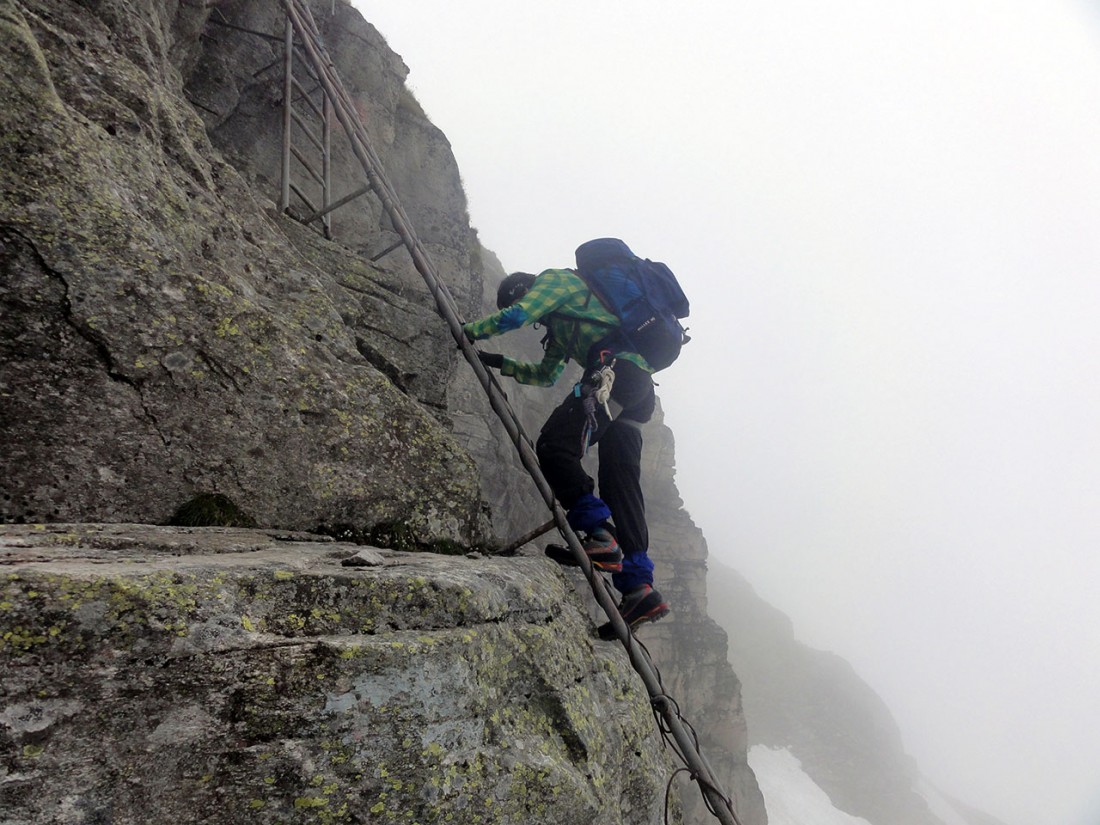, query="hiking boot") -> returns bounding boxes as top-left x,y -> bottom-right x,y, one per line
544,526 -> 623,572
597,585 -> 670,640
